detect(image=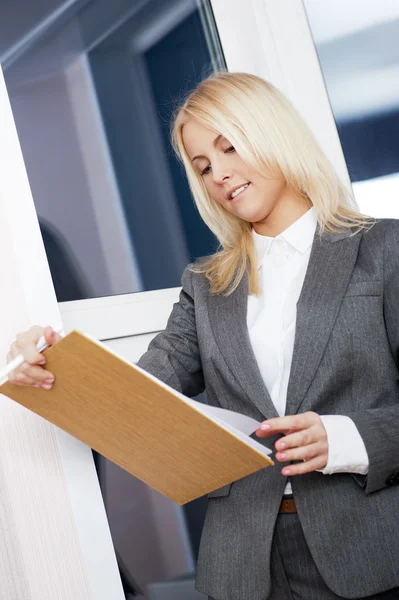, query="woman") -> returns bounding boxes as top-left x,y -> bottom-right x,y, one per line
7,73 -> 399,600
